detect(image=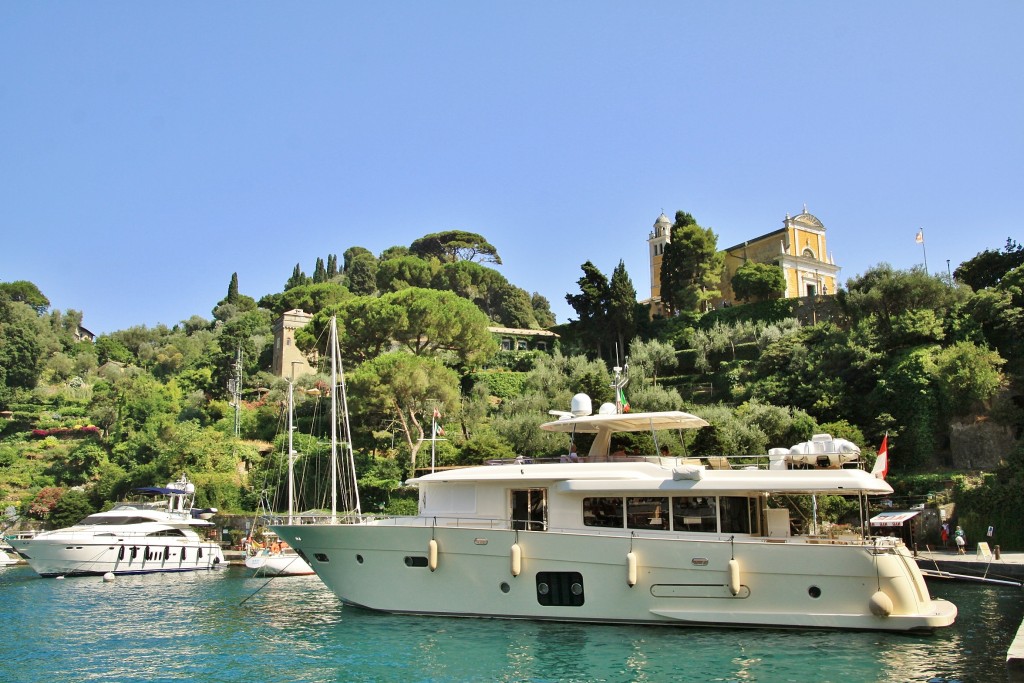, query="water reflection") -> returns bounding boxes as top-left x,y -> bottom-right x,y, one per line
0,566 -> 1020,683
